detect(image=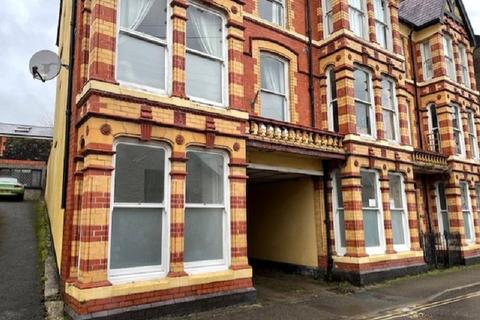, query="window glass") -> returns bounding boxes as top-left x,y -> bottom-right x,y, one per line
374,0 -> 389,48
118,0 -> 168,89
422,42 -> 433,80
460,182 -> 474,241
114,144 -> 165,203
184,208 -> 223,262
444,35 -> 456,80
327,67 -> 339,132
452,105 -> 464,155
354,68 -> 373,135
389,174 -> 408,247
349,0 -> 365,38
437,182 -> 449,234
361,171 -> 377,208
260,54 -> 287,121
333,170 -> 346,249
185,150 -> 227,267
185,4 -> 224,104
110,208 -> 163,269
468,111 -> 478,159
381,77 -> 398,141
259,0 -> 285,26
459,44 -> 470,87
186,151 -> 224,204
364,209 -> 380,247
120,0 -> 167,39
